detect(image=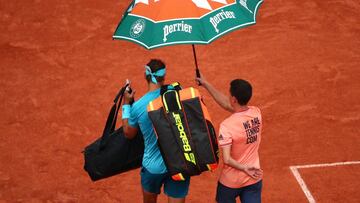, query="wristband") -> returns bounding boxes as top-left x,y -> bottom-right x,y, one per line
122,104 -> 131,119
